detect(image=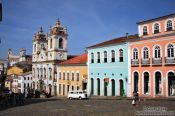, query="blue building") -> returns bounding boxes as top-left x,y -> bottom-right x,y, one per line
86,35 -> 137,97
